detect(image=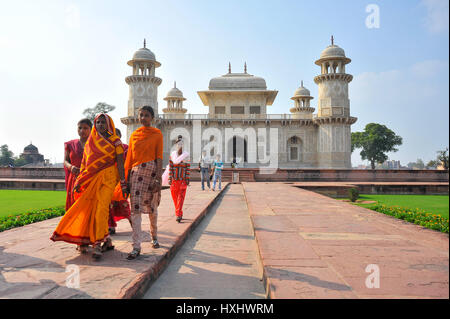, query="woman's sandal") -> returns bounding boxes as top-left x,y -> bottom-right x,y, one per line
101,238 -> 115,252
127,248 -> 141,260
76,245 -> 89,254
92,246 -> 103,260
